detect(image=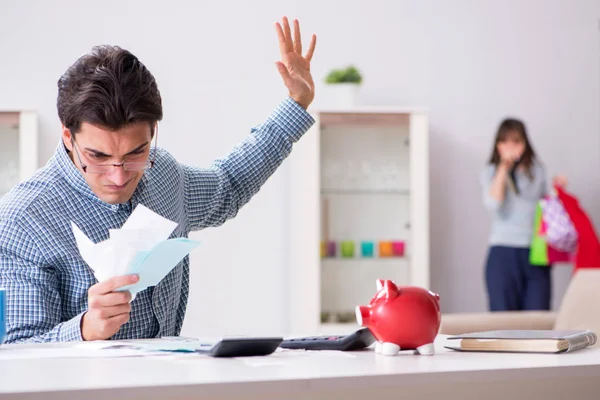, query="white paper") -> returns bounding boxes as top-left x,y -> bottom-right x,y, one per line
73,337 -> 218,351
0,346 -> 167,360
72,204 -> 200,299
